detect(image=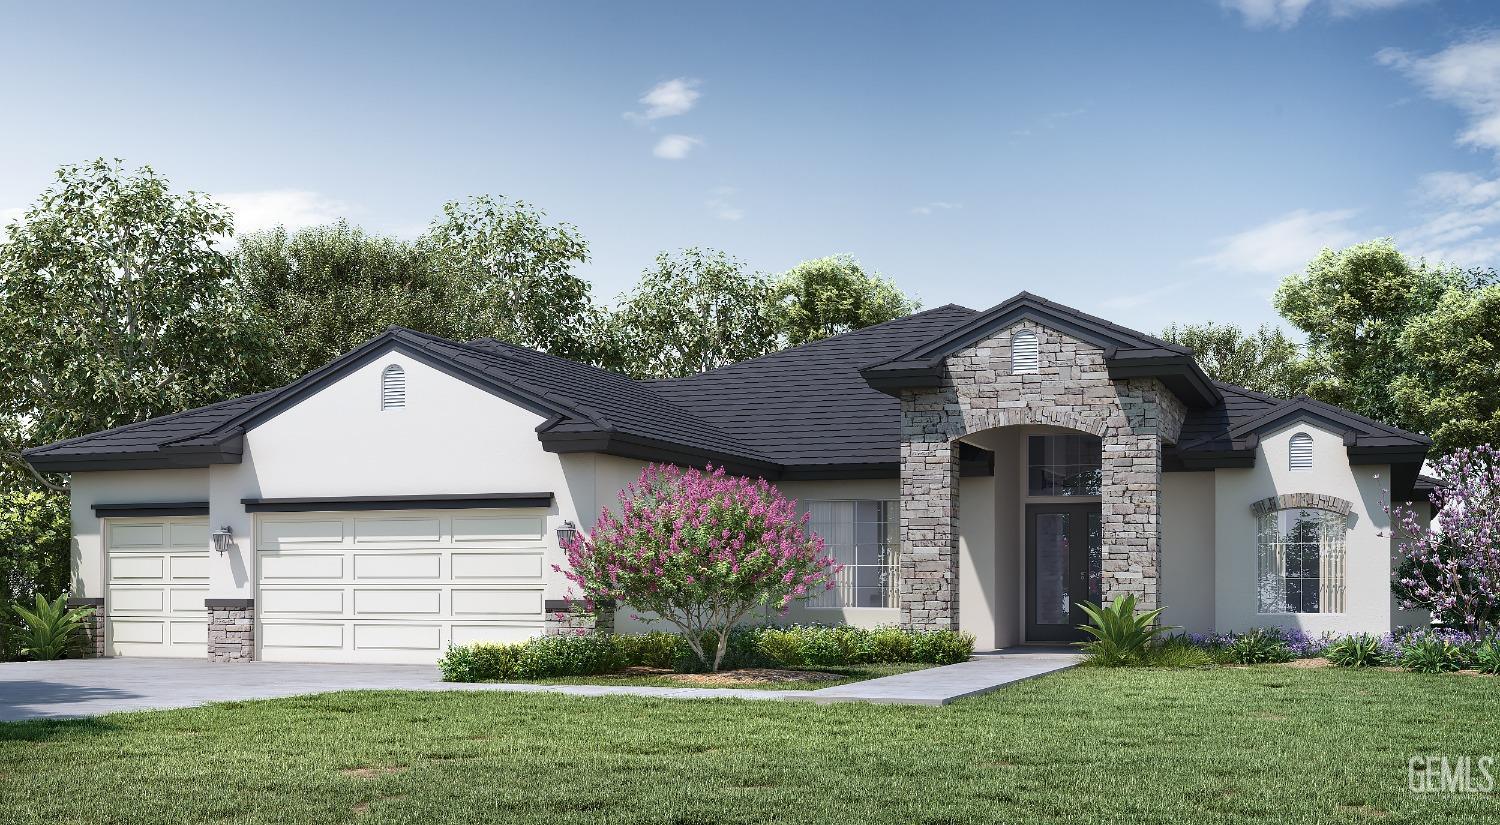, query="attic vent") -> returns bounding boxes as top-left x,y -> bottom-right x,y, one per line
1289,432 -> 1313,471
1011,329 -> 1039,374
381,364 -> 406,410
